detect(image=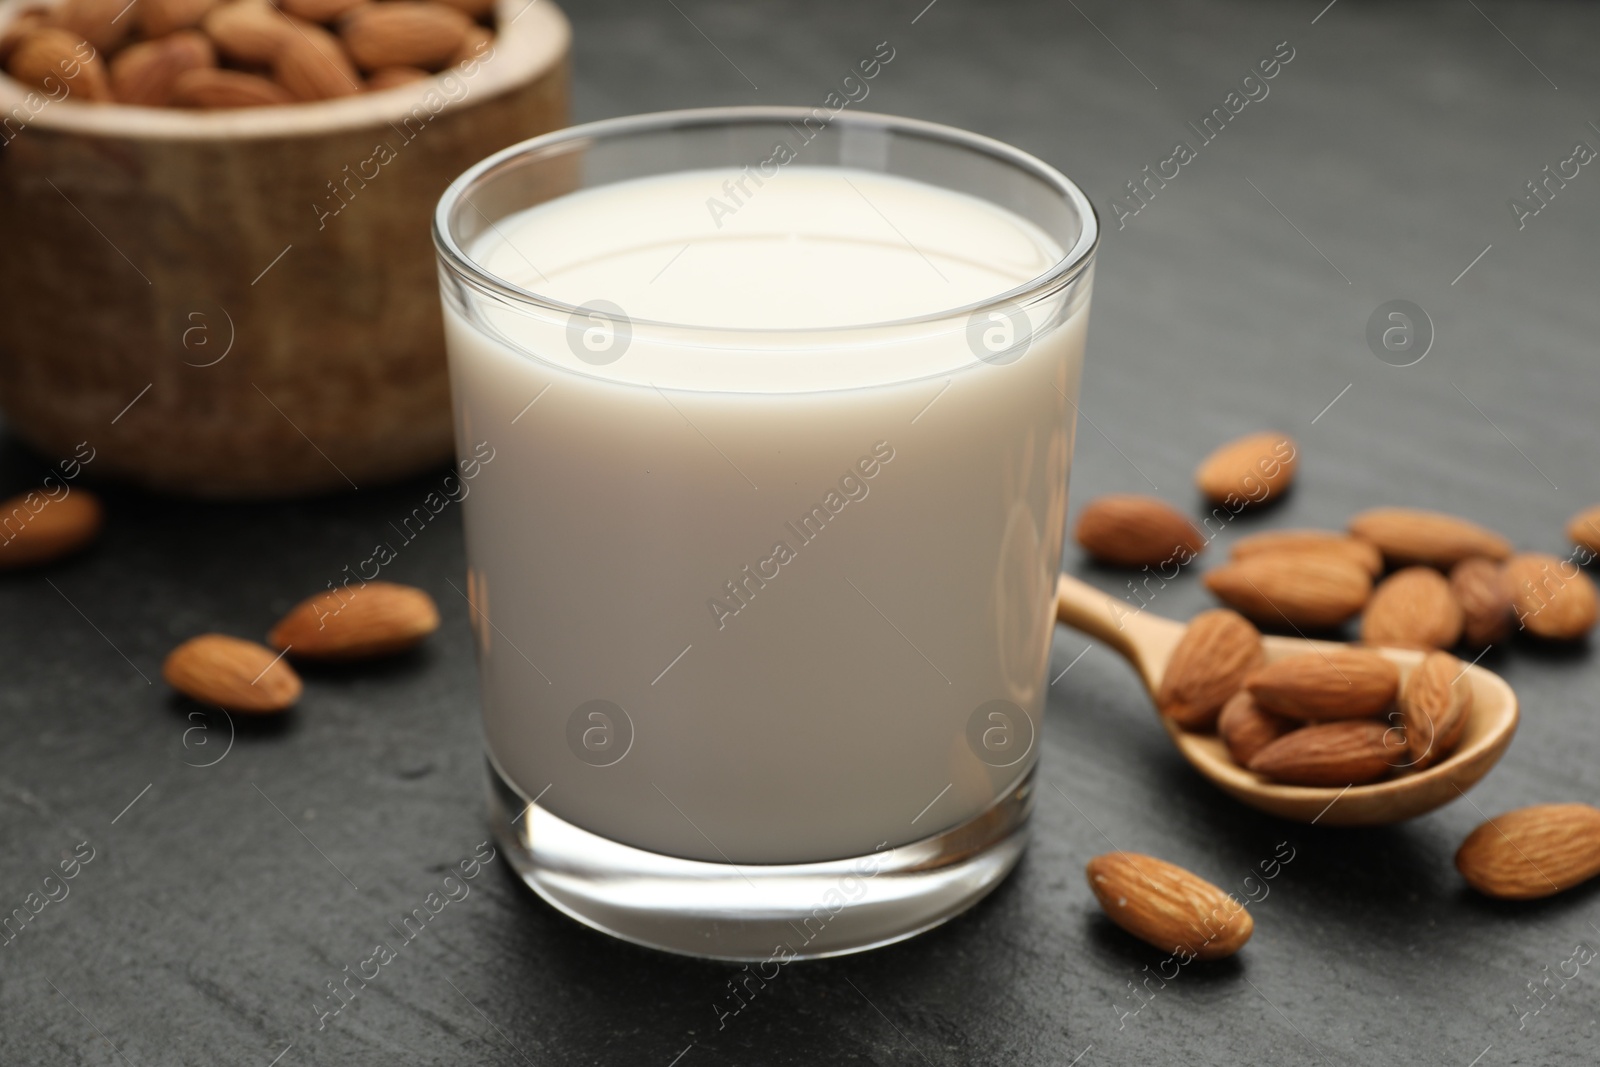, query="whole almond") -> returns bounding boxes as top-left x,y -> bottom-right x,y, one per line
1247,720 -> 1394,786
339,1 -> 472,71
1074,494 -> 1204,568
1156,609 -> 1264,730
139,0 -> 219,38
1399,651 -> 1471,770
365,64 -> 429,89
171,66 -> 294,107
280,0 -> 366,23
273,19 -> 360,100
269,581 -> 440,659
1450,557 -> 1512,648
202,1 -> 293,65
1503,552 -> 1599,641
1202,553 -> 1371,630
1231,529 -> 1382,577
1360,566 -> 1463,650
1217,691 -> 1297,766
55,0 -> 130,52
1456,803 -> 1600,900
163,634 -> 302,713
1245,649 -> 1400,721
1567,504 -> 1600,555
7,27 -> 113,101
1085,853 -> 1252,961
0,489 -> 103,569
111,30 -> 215,106
1,7 -> 54,65
1348,507 -> 1512,569
1194,431 -> 1298,507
